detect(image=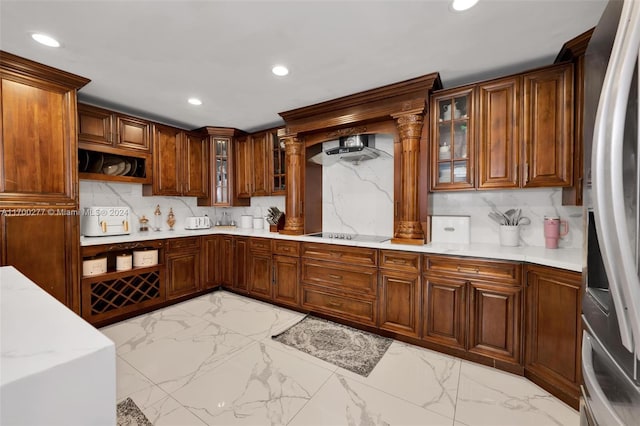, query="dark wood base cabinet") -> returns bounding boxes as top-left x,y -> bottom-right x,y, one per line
525,264 -> 582,410
166,237 -> 201,300
422,255 -> 523,370
1,215 -> 80,312
245,238 -> 301,309
301,243 -> 378,327
74,234 -> 582,410
80,240 -> 165,326
378,250 -> 421,337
